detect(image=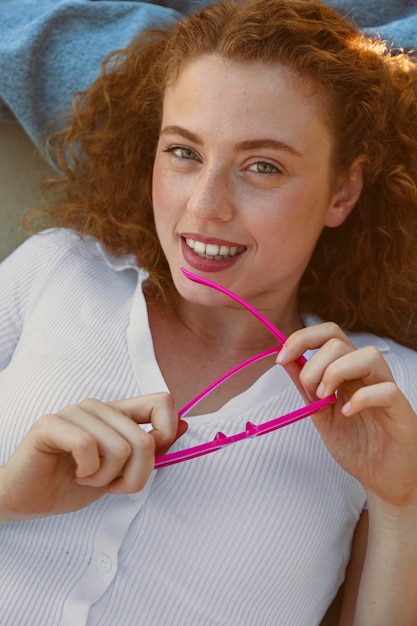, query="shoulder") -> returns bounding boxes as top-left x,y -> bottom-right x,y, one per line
4,228 -> 92,262
5,228 -> 139,270
1,228 -> 145,294
346,328 -> 415,363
